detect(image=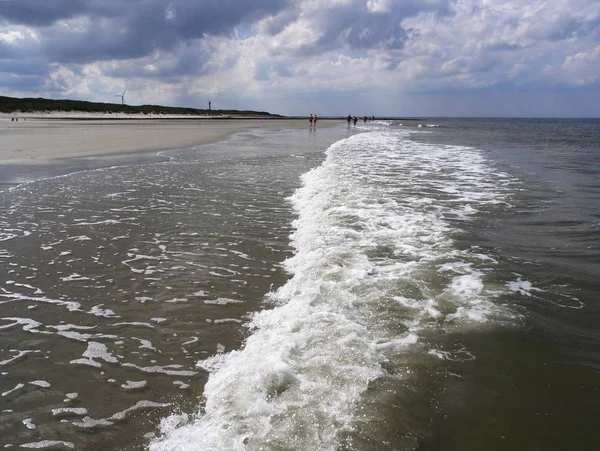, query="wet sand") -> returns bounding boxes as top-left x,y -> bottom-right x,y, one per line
0,117 -> 337,189
0,117 -> 335,165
